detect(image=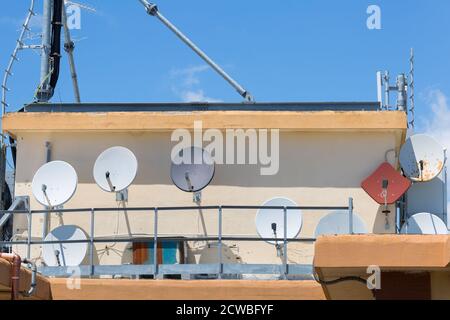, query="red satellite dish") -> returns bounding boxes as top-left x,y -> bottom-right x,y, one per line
361,162 -> 411,205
